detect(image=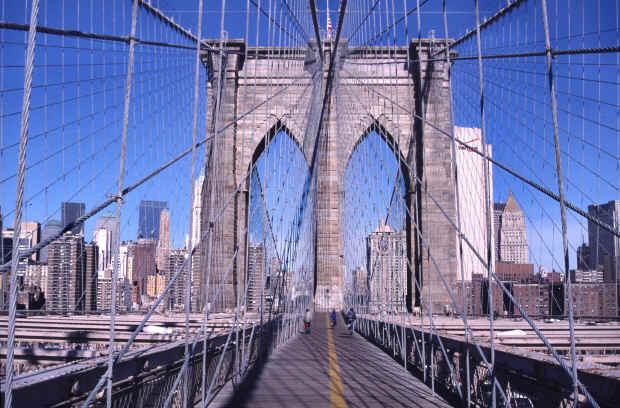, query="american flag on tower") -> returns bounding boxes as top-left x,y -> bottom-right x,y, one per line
327,15 -> 333,39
